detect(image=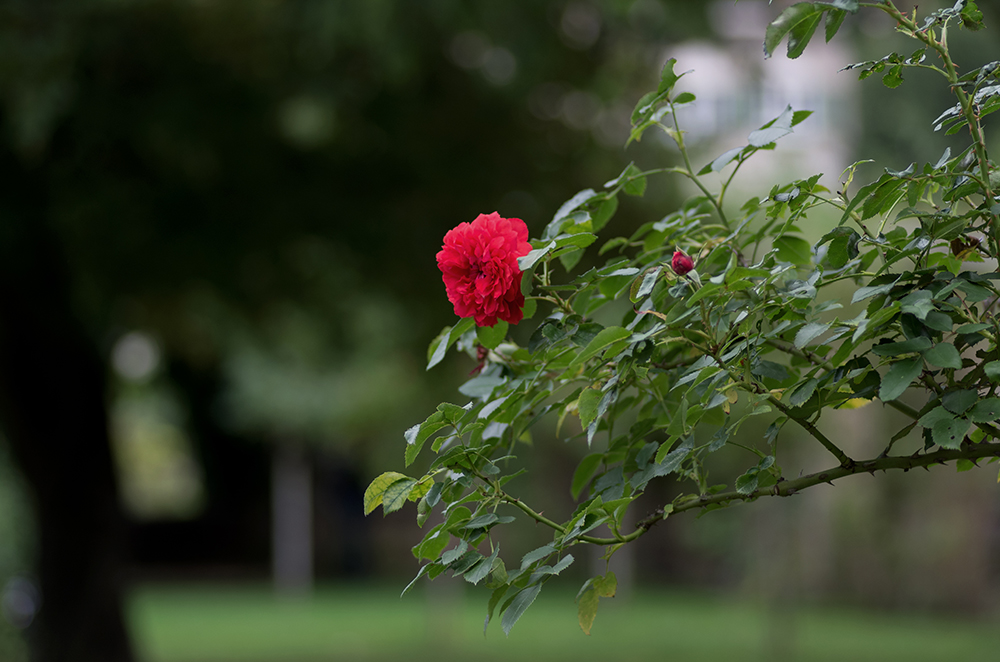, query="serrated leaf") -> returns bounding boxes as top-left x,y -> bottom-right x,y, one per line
569,326 -> 633,369
578,388 -> 603,431
870,337 -> 932,356
825,7 -> 847,41
942,389 -> 979,415
382,478 -> 417,515
878,357 -> 922,402
774,235 -> 812,264
552,189 -> 597,225
795,322 -> 831,348
985,361 -> 1000,382
465,546 -> 500,585
932,417 -> 970,449
501,584 -> 542,636
788,377 -> 819,407
918,405 -> 954,429
749,106 -> 795,146
923,343 -> 961,369
969,398 -> 1000,423
764,4 -> 825,59
852,280 -> 899,303
518,241 -> 556,271
364,471 -> 409,515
